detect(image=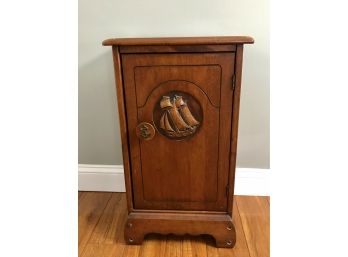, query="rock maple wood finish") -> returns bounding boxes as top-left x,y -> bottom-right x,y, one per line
103,36 -> 254,248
